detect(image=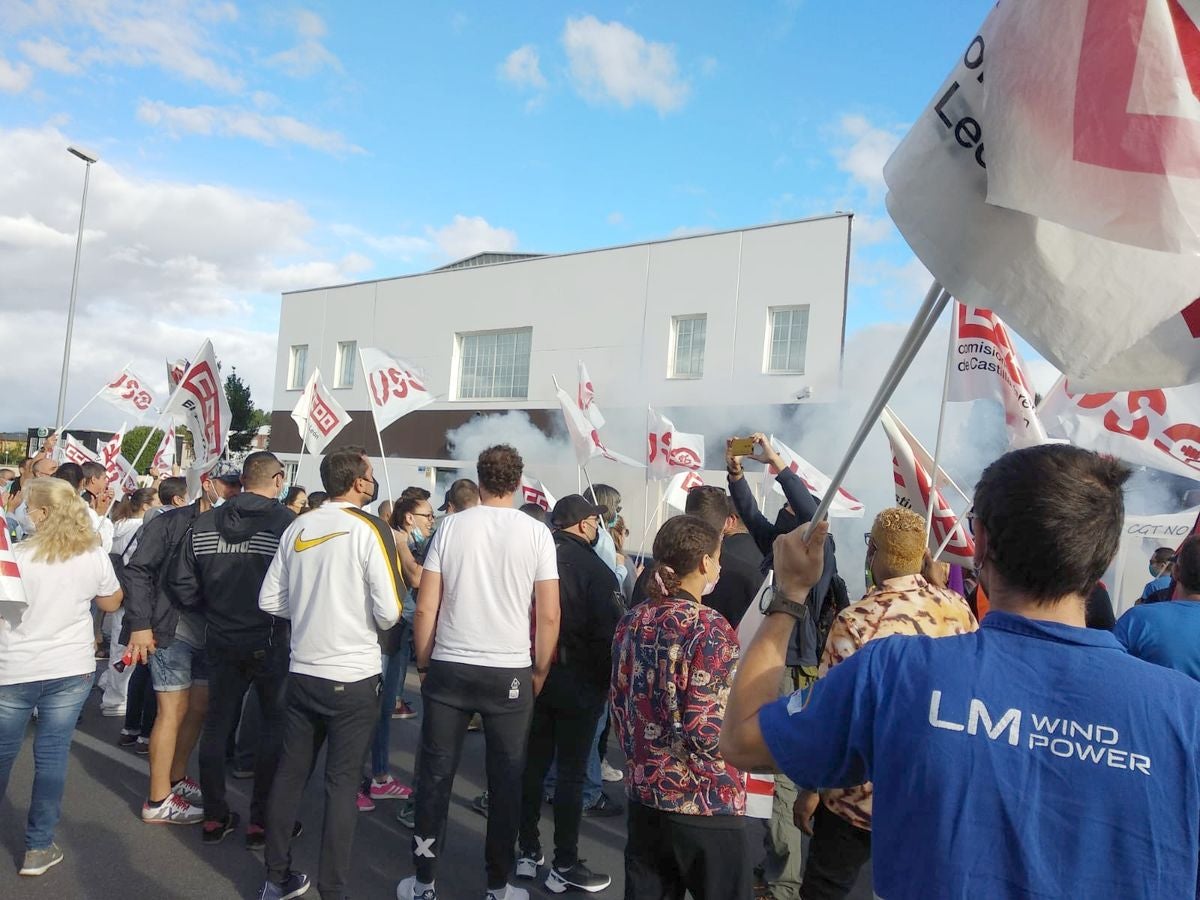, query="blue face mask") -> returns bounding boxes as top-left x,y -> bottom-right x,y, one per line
411,526 -> 425,544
